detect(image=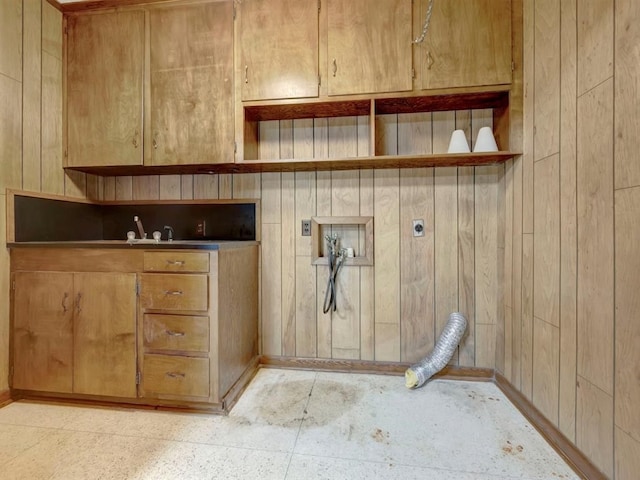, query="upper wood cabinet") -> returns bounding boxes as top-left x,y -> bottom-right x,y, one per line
418,0 -> 512,90
66,11 -> 144,167
149,2 -> 234,165
239,0 -> 319,101
327,0 -> 413,96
